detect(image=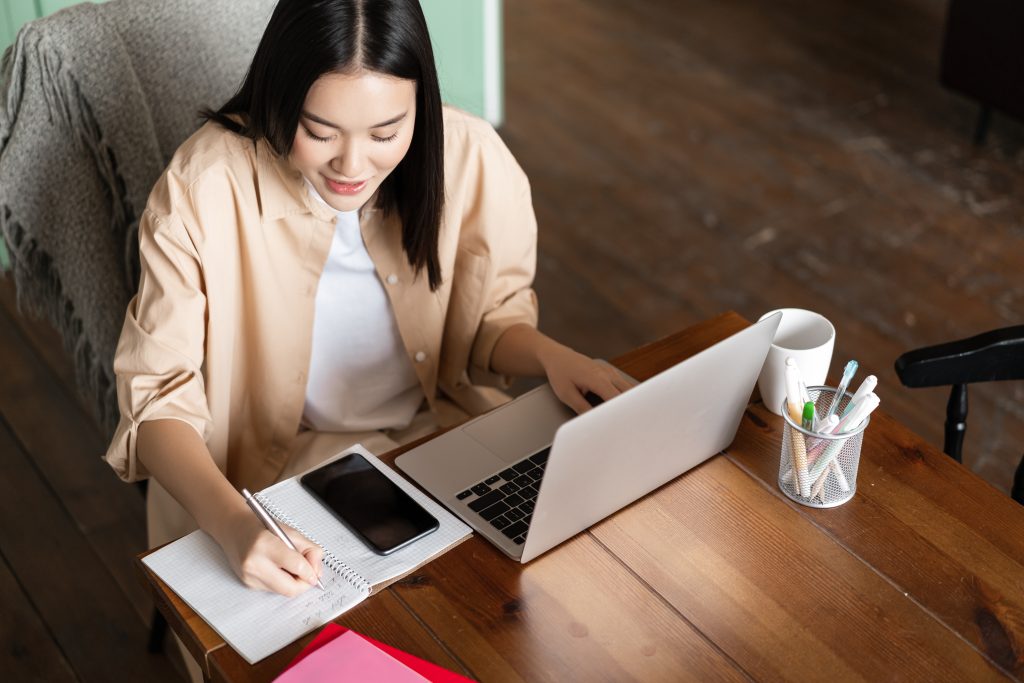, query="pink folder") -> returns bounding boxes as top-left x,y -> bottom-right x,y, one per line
276,624 -> 474,682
